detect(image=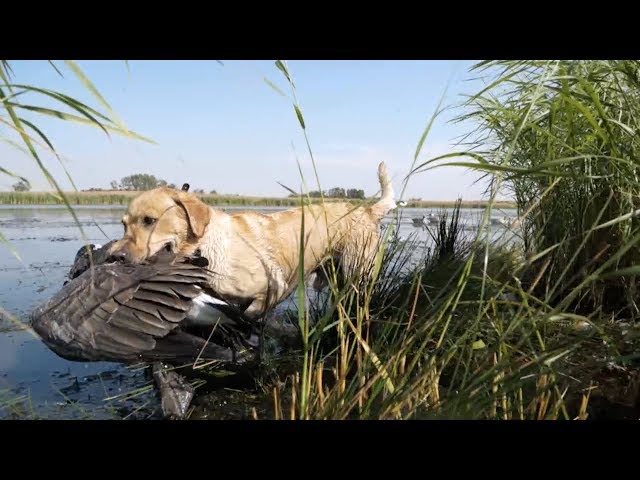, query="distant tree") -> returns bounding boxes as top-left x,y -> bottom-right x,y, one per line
346,188 -> 365,199
118,174 -> 167,191
167,183 -> 177,189
193,188 -> 204,194
288,187 -> 363,199
210,190 -> 218,194
327,187 -> 346,198
110,180 -> 119,190
12,180 -> 30,192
